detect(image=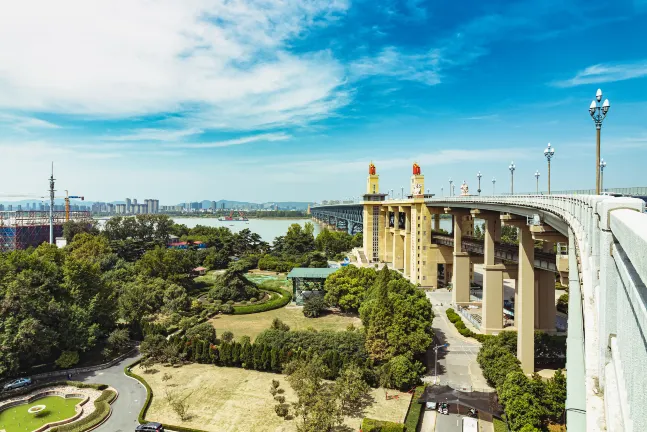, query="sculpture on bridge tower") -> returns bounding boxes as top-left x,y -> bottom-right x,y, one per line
367,162 -> 379,194
410,162 -> 425,197
460,181 -> 469,196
